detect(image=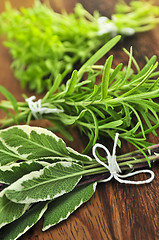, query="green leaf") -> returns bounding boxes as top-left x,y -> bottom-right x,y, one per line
0,161 -> 47,184
0,190 -> 29,229
0,202 -> 48,240
0,140 -> 21,166
48,120 -> 74,141
0,85 -> 19,114
87,108 -> 99,145
121,61 -> 158,97
82,129 -> 95,154
99,119 -> 123,129
0,125 -> 91,162
43,74 -> 63,101
109,62 -> 123,83
65,70 -> 78,95
122,46 -> 133,84
101,55 -> 113,99
123,48 -> 140,72
43,182 -> 97,231
5,161 -> 84,204
88,106 -> 105,119
131,55 -> 157,81
59,110 -> 87,125
78,35 -> 121,80
122,103 -> 132,127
